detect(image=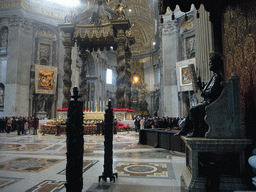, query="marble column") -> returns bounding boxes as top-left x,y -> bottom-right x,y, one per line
62,38 -> 73,108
